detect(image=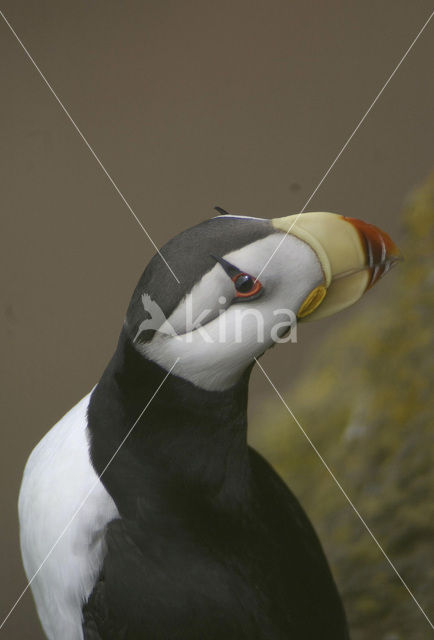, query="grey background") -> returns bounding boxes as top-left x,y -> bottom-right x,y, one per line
1,1 -> 433,637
